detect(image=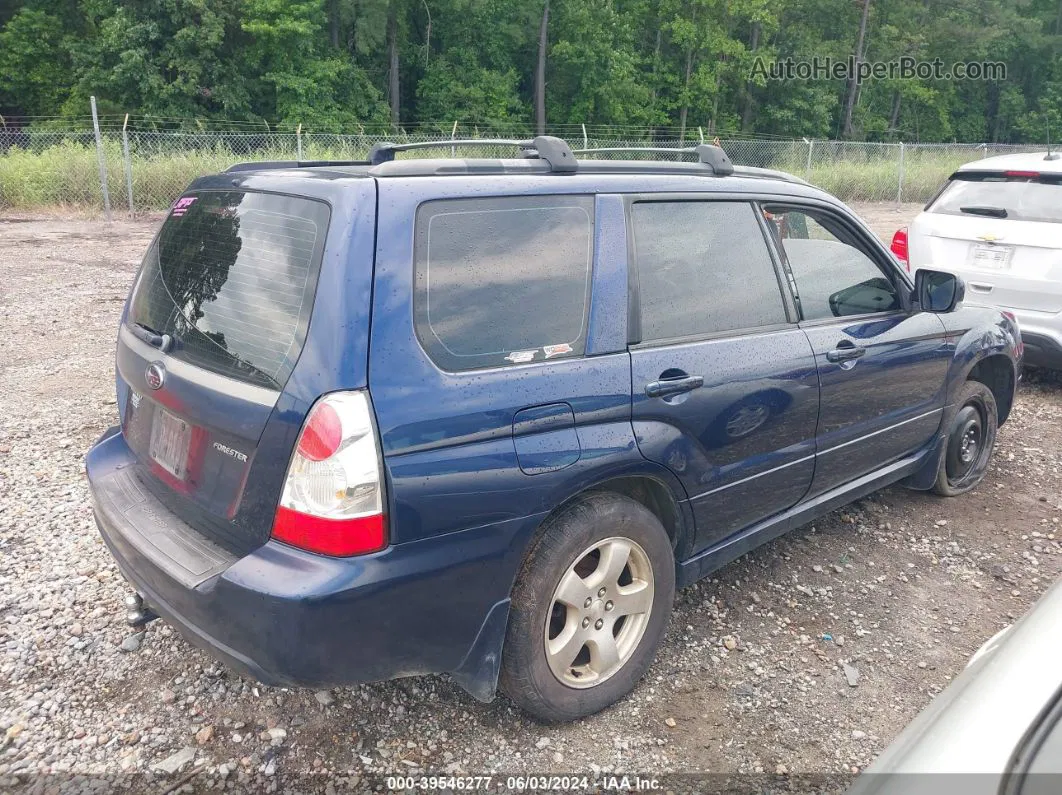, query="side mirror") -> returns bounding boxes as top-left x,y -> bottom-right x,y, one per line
914,269 -> 965,313
828,277 -> 901,317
